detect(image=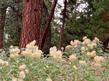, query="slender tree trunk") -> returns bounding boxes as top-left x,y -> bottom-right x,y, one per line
41,2 -> 51,54
20,0 -> 43,48
39,0 -> 58,50
0,6 -> 7,48
60,0 -> 67,48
